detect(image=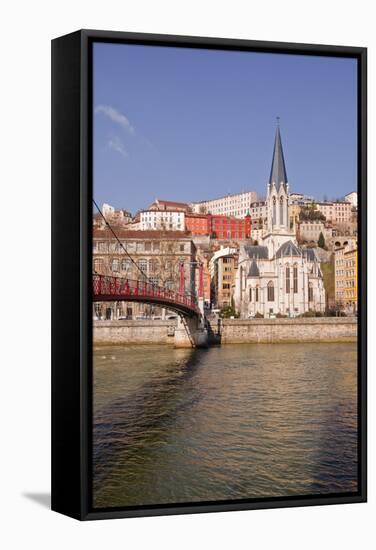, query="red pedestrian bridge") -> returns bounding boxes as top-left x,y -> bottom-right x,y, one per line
92,274 -> 201,318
